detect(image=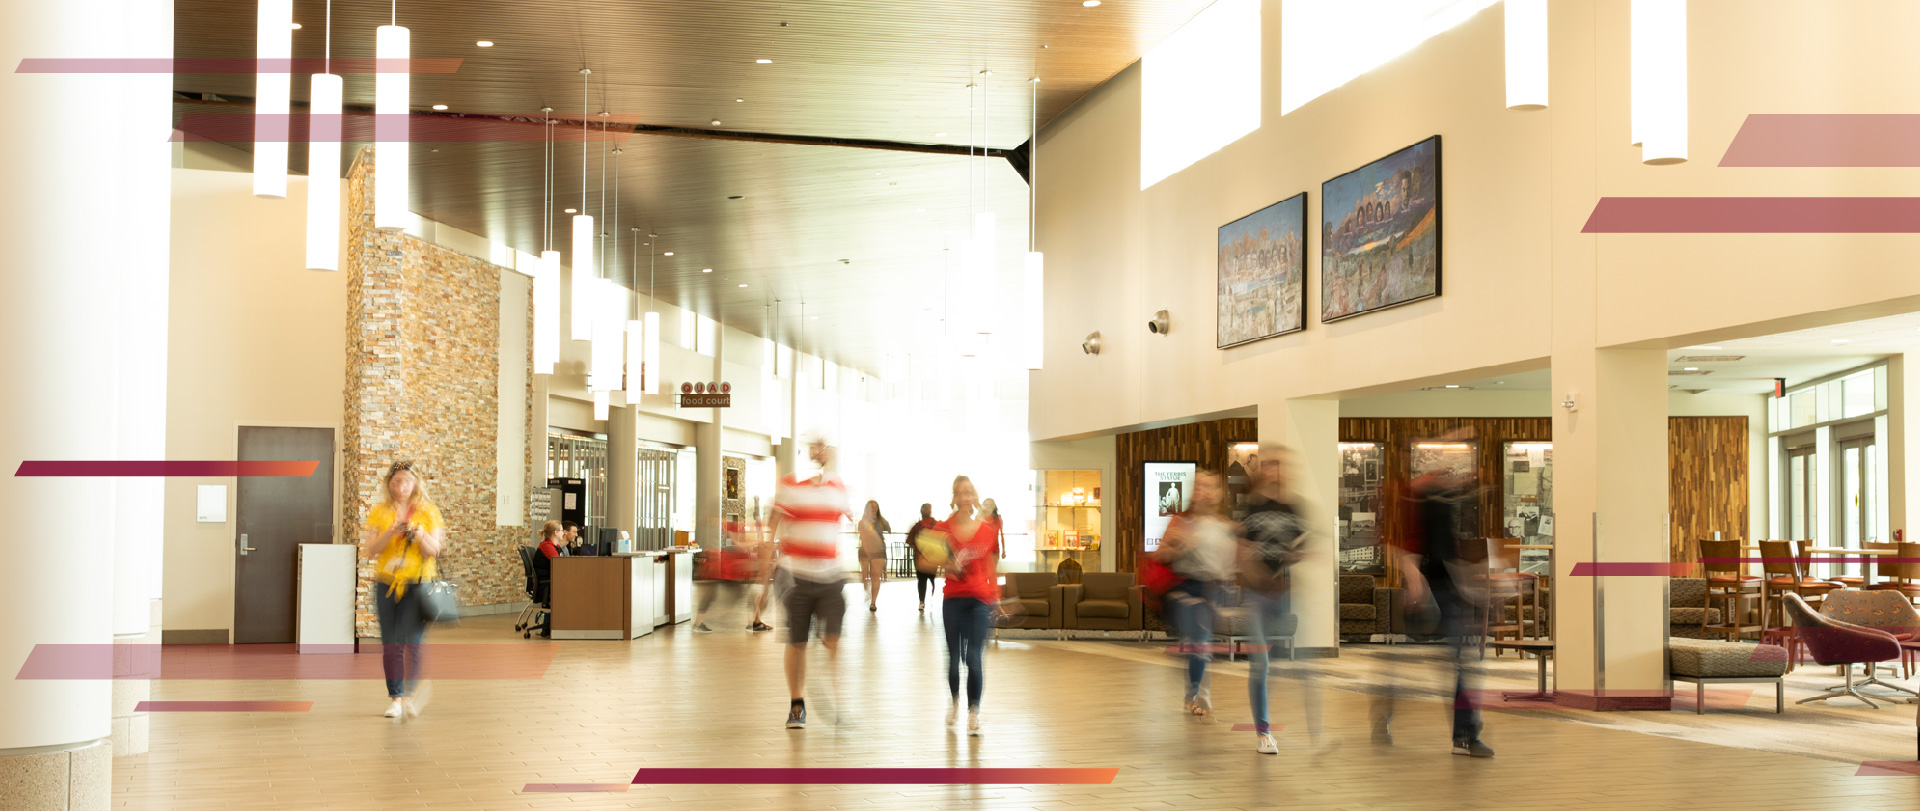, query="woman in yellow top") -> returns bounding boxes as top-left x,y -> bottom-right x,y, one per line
360,461 -> 446,719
